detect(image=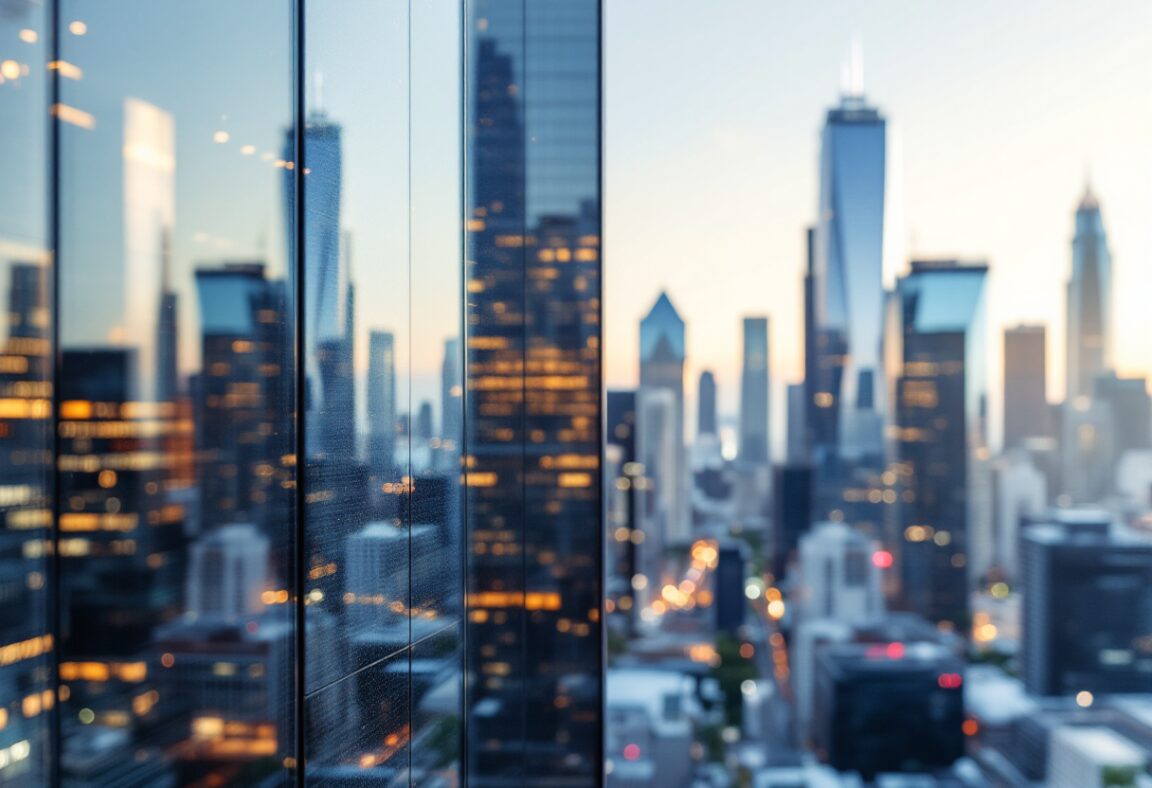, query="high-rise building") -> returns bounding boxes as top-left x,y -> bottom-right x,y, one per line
440,337 -> 462,455
989,450 -> 1047,581
795,521 -> 884,624
1066,185 -> 1112,402
465,1 -> 602,779
810,86 -> 888,470
123,98 -> 175,404
1061,397 -> 1115,504
771,464 -> 815,582
194,263 -> 293,536
1021,512 -> 1152,697
186,523 -> 269,622
636,387 -> 676,603
894,260 -> 988,628
714,542 -> 746,633
366,329 -> 397,477
697,370 -> 717,437
607,390 -> 640,616
811,641 -> 965,778
1094,372 -> 1151,470
639,291 -> 687,543
1003,324 -> 1049,448
285,113 -> 356,462
739,316 -> 770,465
786,382 -> 808,463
